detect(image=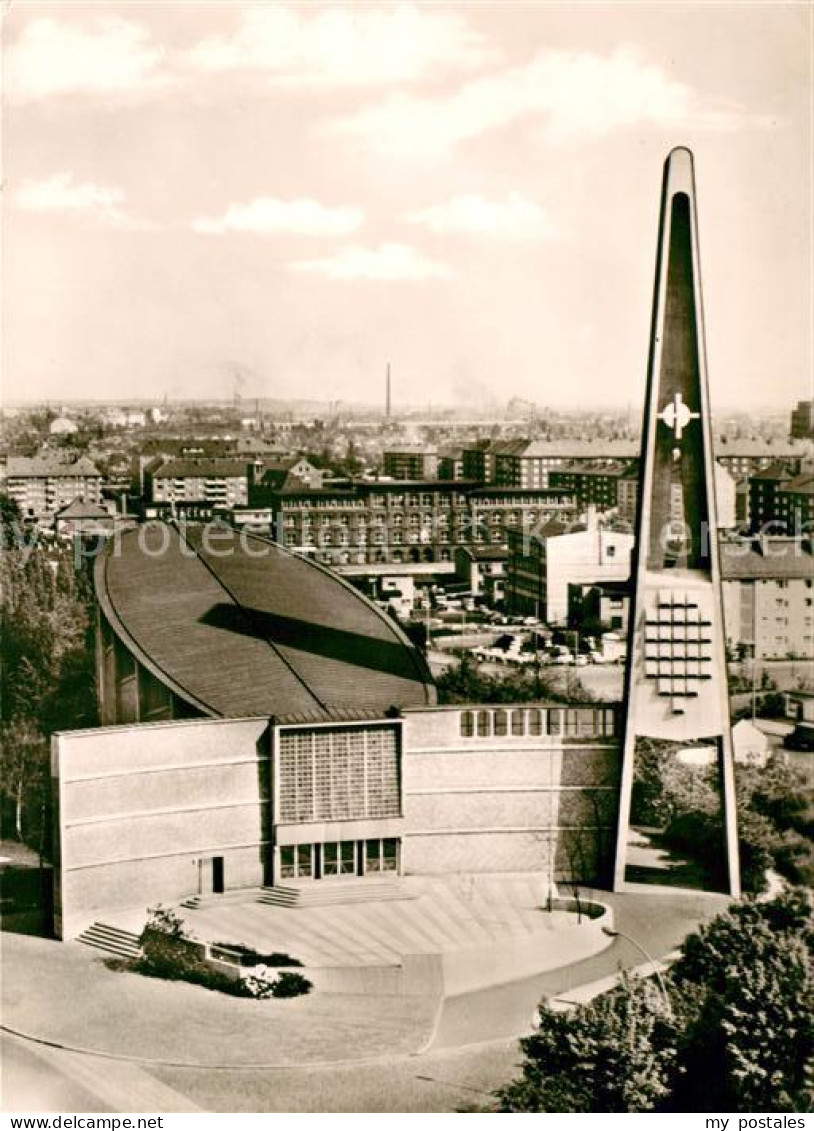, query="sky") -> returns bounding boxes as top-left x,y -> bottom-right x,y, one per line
3,2 -> 810,411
